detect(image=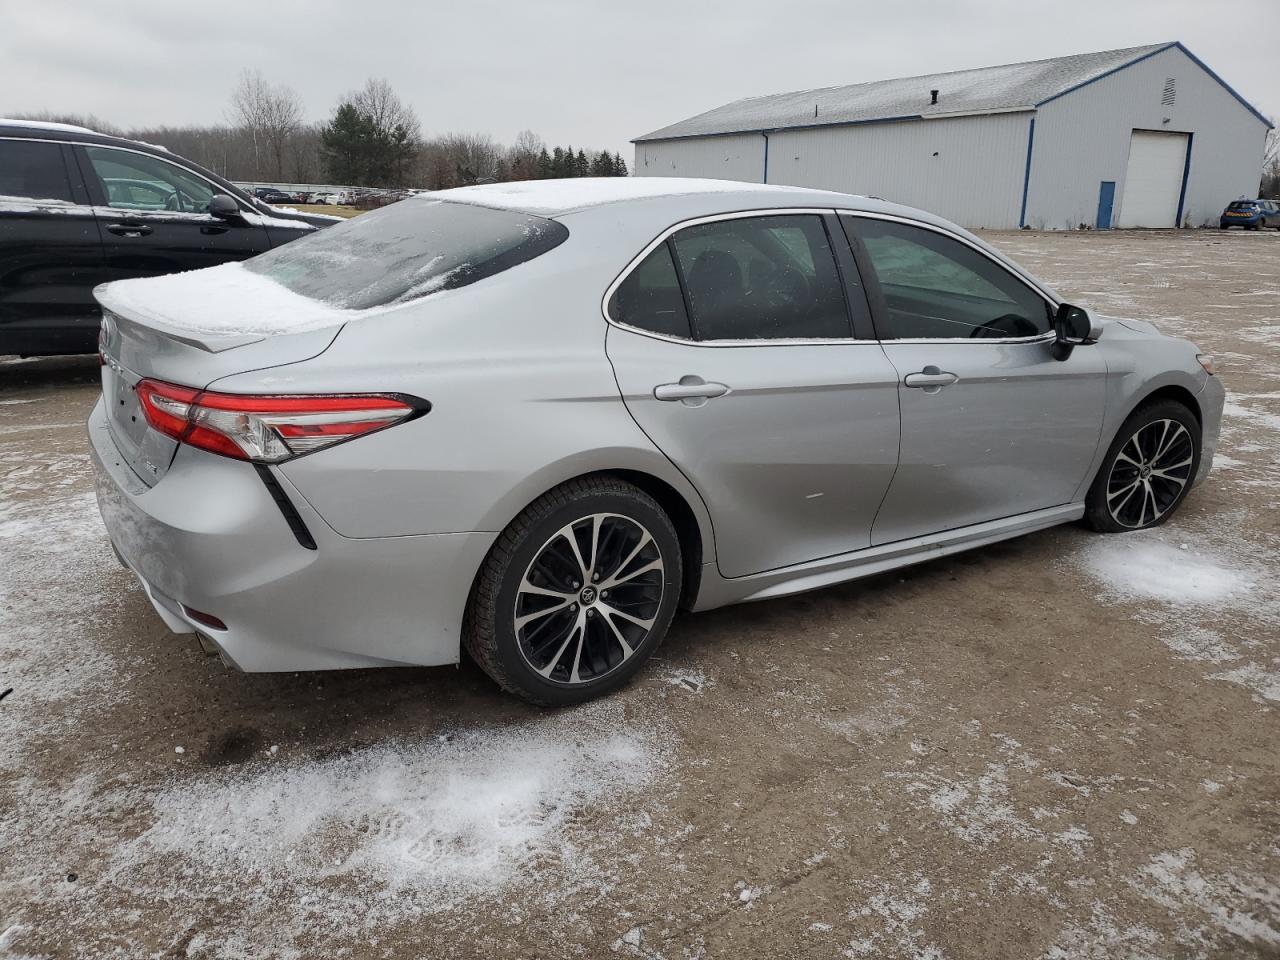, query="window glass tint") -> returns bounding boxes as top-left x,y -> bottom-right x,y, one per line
609,243 -> 691,338
0,140 -> 74,203
670,215 -> 851,340
244,199 -> 569,309
850,218 -> 1052,339
84,147 -> 217,213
